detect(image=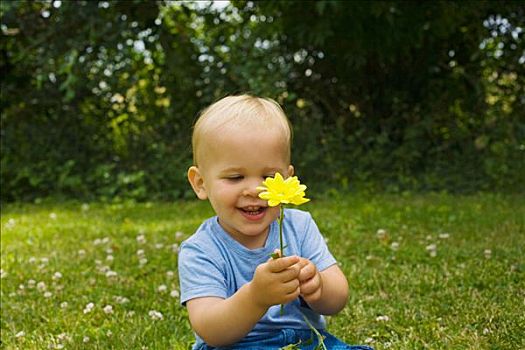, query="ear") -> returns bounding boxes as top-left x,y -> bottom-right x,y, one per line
287,165 -> 294,177
187,166 -> 208,200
